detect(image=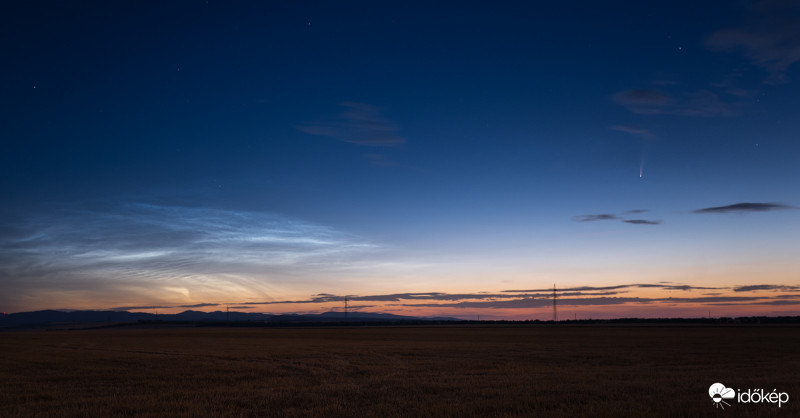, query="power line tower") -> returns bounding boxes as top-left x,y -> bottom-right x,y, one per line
344,296 -> 348,324
226,304 -> 230,322
552,284 -> 557,322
